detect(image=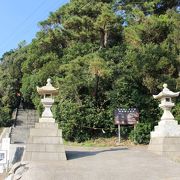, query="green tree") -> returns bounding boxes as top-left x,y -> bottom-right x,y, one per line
0,0 -> 179,144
